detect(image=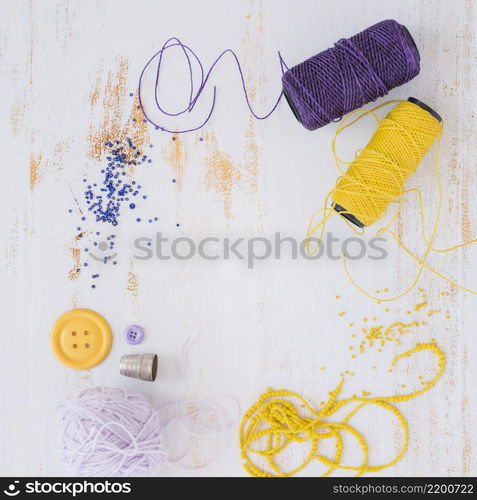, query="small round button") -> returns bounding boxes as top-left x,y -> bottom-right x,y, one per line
51,308 -> 112,370
124,324 -> 144,345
